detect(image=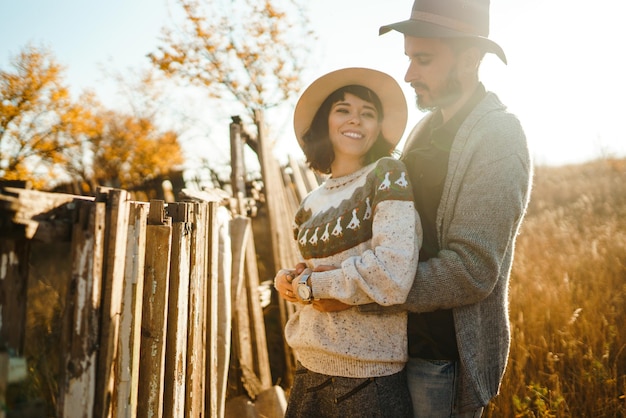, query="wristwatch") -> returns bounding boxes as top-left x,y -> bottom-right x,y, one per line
297,271 -> 313,303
